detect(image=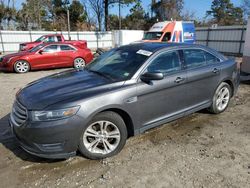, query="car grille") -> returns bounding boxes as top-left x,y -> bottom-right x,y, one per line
11,100 -> 28,127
